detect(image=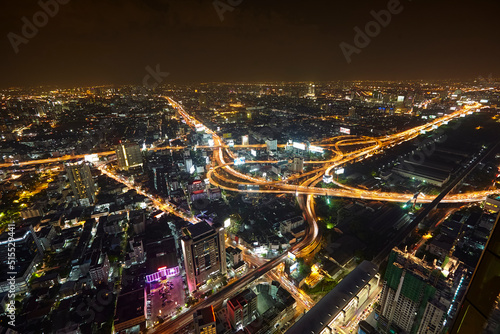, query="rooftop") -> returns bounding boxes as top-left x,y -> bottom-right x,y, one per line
286,261 -> 378,334
185,221 -> 215,239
